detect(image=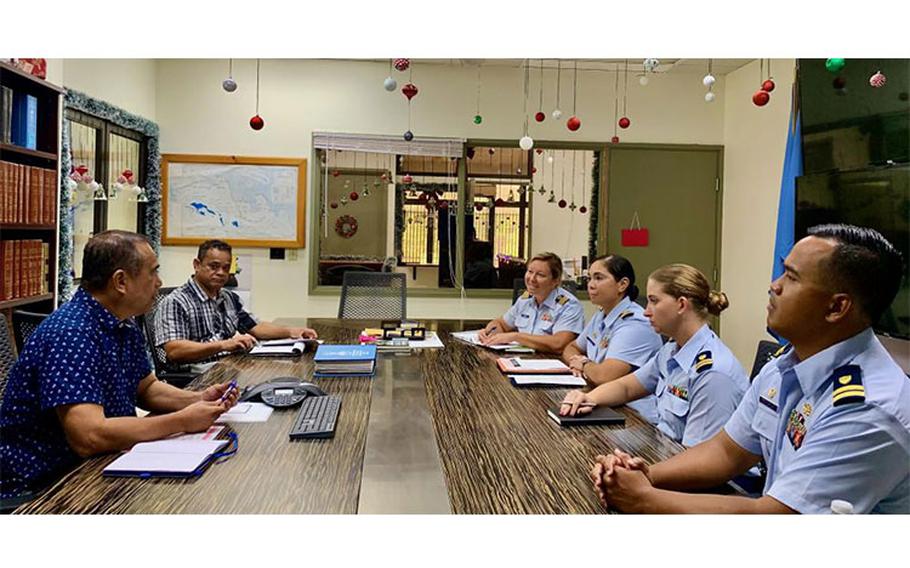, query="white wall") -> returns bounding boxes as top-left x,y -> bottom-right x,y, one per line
151,59 -> 727,322
719,59 -> 795,366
